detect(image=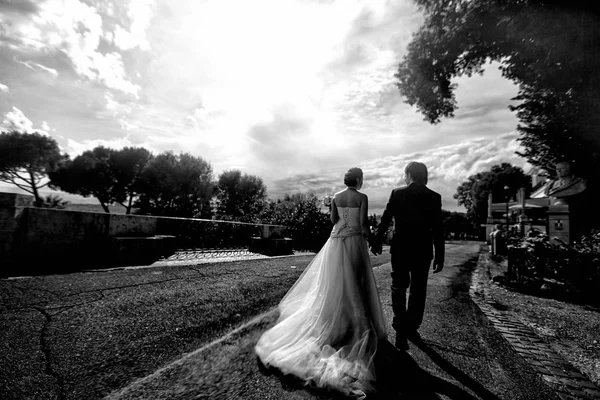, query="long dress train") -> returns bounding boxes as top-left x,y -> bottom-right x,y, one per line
255,207 -> 387,398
